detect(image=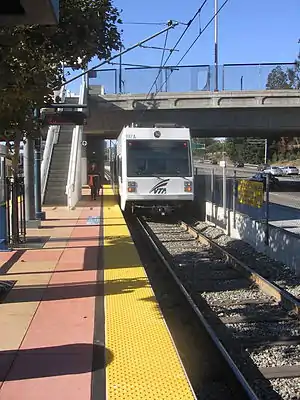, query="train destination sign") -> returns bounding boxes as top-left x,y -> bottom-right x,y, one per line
42,111 -> 87,126
238,179 -> 264,208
